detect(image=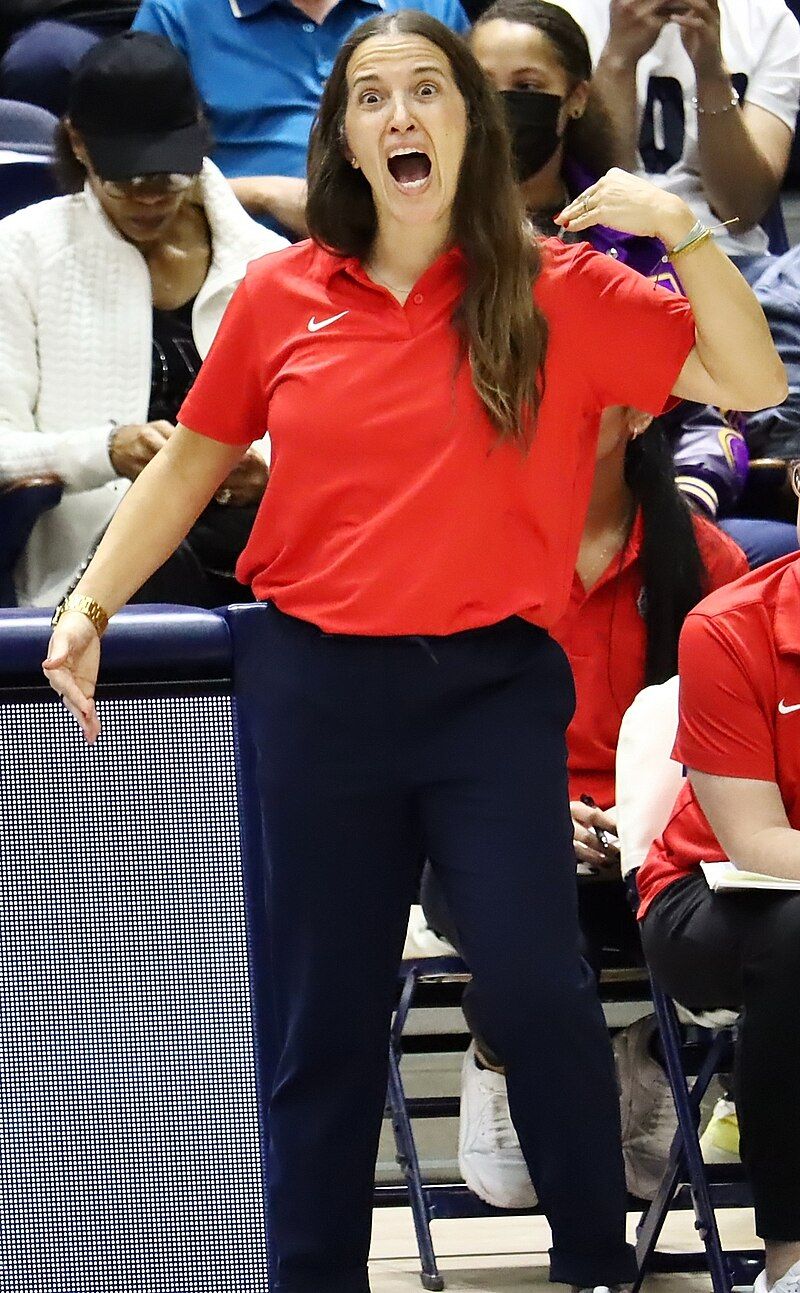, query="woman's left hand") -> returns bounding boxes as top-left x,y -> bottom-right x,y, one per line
555,168 -> 696,249
215,447 -> 269,507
